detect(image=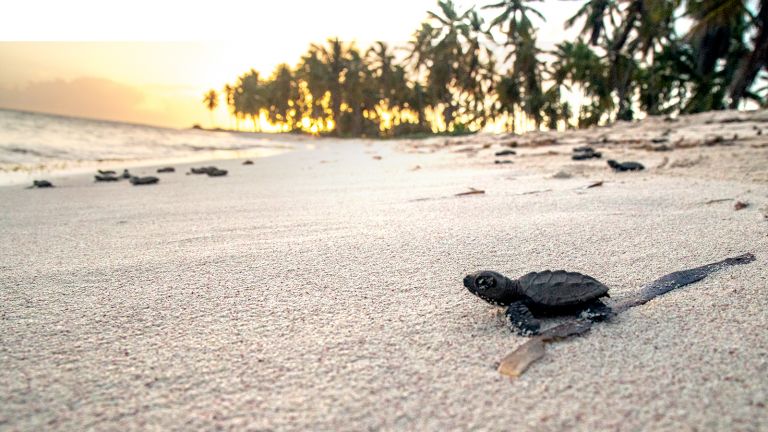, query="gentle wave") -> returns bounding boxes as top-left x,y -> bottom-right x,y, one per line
0,108 -> 303,176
